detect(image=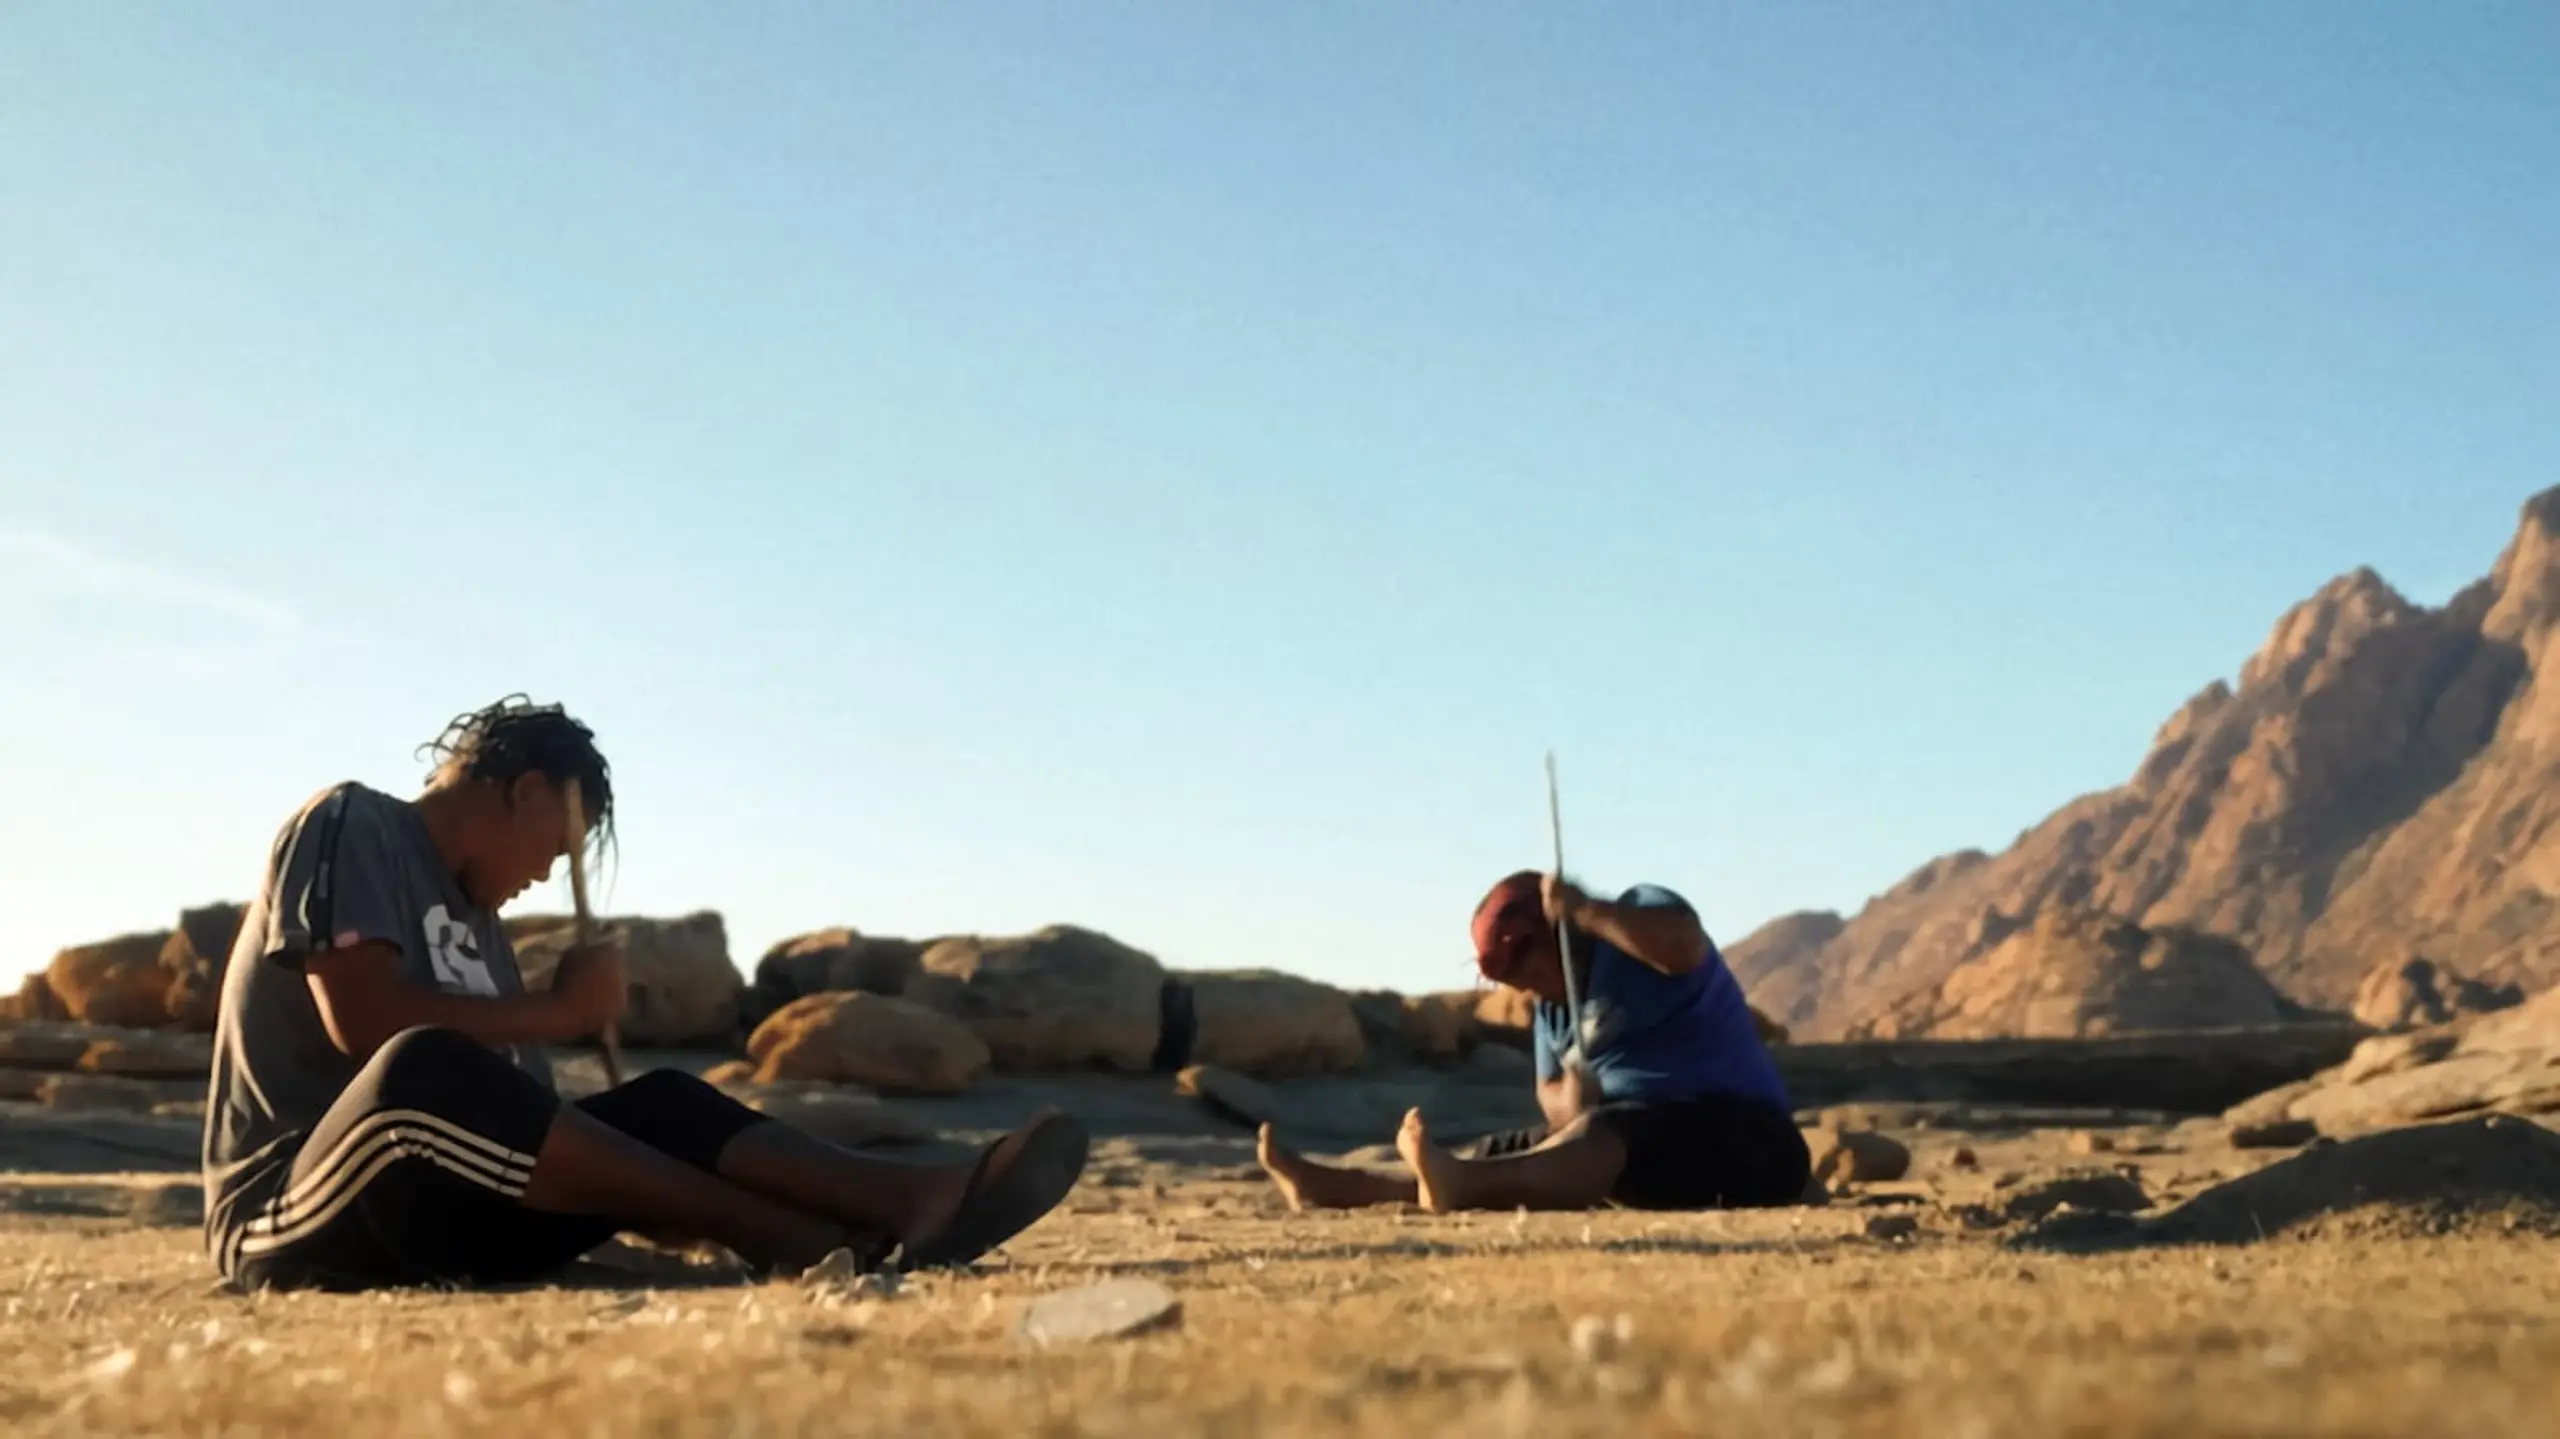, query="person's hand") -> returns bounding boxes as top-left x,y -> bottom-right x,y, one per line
549,937 -> 629,1038
1542,873 -> 1589,930
1554,1057 -> 1596,1118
